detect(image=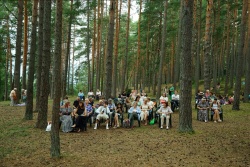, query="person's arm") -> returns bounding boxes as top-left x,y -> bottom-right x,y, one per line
106,107 -> 110,114
167,106 -> 173,114
95,107 -> 101,114
136,107 -> 141,113
157,107 -> 162,114
128,107 -> 133,113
